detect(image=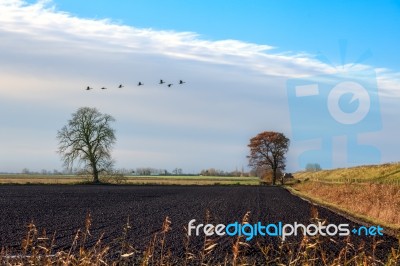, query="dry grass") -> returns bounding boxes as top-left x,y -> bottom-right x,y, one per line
0,175 -> 259,186
292,182 -> 400,229
1,211 -> 399,265
124,179 -> 258,186
0,175 -> 85,184
290,162 -> 400,234
0,178 -> 85,184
